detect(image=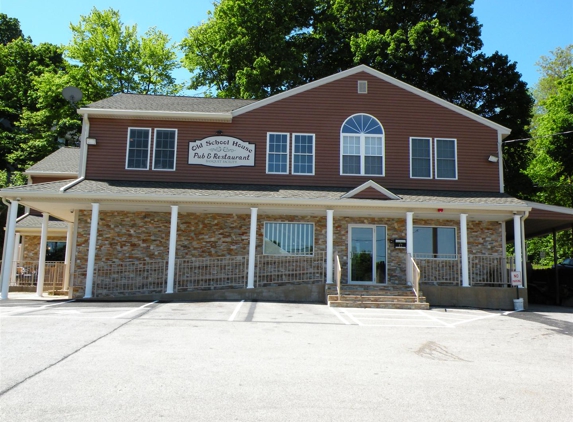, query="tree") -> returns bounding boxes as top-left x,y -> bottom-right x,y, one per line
0,13 -> 27,45
0,38 -> 67,173
67,8 -> 182,100
181,0 -> 533,195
